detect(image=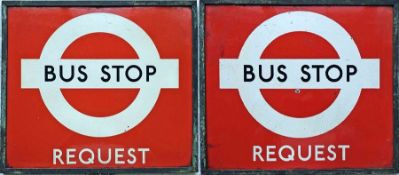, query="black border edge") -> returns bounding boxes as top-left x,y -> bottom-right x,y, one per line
191,0 -> 199,173
199,0 -> 206,174
393,1 -> 399,174
0,0 -> 7,172
203,0 -> 396,5
0,0 -> 198,174
2,0 -> 196,7
200,0 -> 399,174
